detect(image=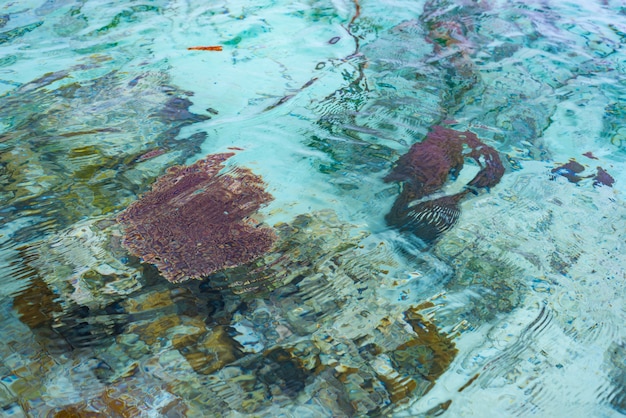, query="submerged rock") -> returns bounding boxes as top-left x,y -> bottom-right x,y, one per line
204,209 -> 371,295
11,217 -> 144,349
11,208 -> 458,416
0,68 -> 209,241
14,217 -> 142,312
